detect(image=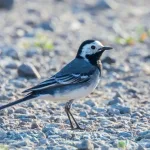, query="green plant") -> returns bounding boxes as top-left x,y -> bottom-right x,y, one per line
117,140 -> 127,150
19,32 -> 54,51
